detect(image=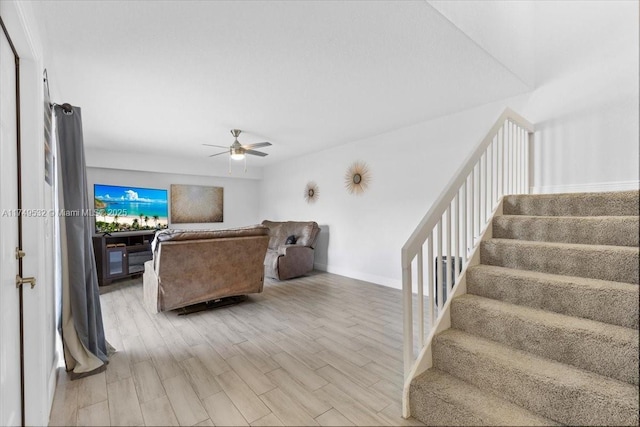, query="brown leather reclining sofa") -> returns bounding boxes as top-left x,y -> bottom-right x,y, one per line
143,225 -> 269,313
261,220 -> 320,280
